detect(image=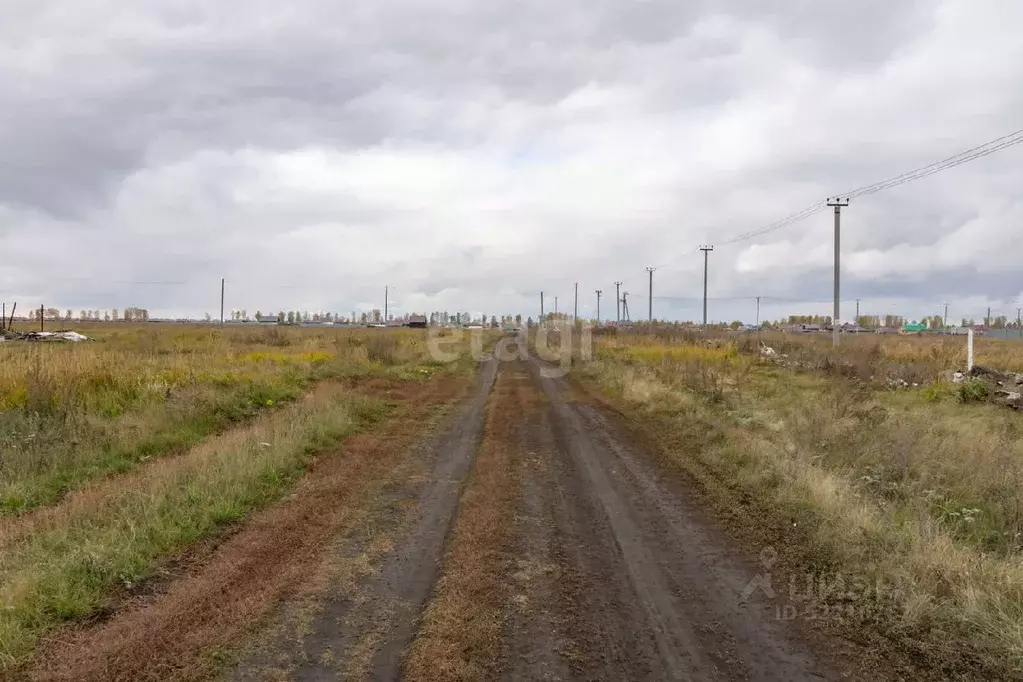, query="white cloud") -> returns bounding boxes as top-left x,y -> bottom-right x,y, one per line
0,0 -> 1020,321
